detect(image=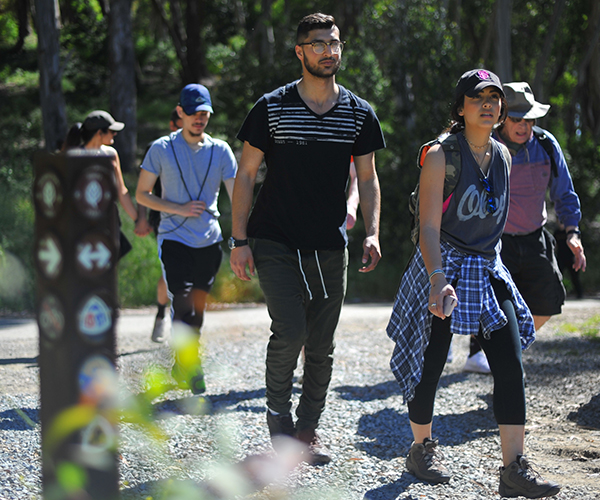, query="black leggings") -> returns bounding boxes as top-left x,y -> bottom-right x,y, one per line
408,278 -> 526,426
